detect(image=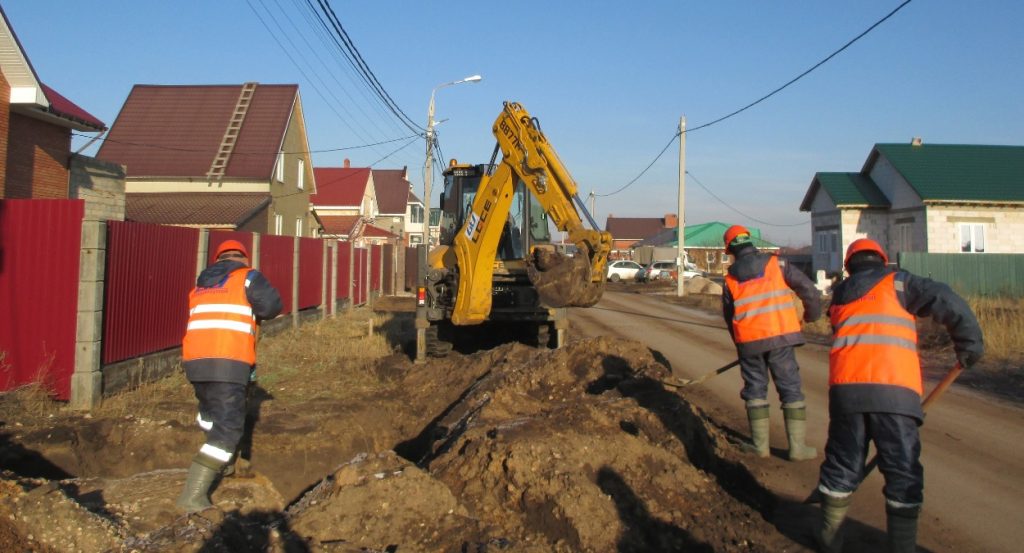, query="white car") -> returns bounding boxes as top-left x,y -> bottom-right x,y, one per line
606,260 -> 644,282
